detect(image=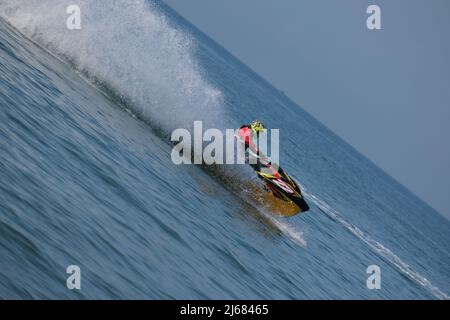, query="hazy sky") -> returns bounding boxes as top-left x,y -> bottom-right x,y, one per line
163,0 -> 450,218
